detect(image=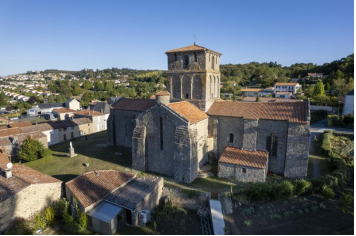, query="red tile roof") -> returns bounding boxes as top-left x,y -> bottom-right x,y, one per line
66,170 -> 135,208
219,146 -> 268,169
242,97 -> 302,103
155,91 -> 170,96
167,101 -> 208,124
74,110 -> 103,116
53,108 -> 76,113
166,44 -> 222,55
9,121 -> 32,128
275,82 -> 299,86
111,98 -> 157,112
241,88 -> 262,92
207,101 -> 308,124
